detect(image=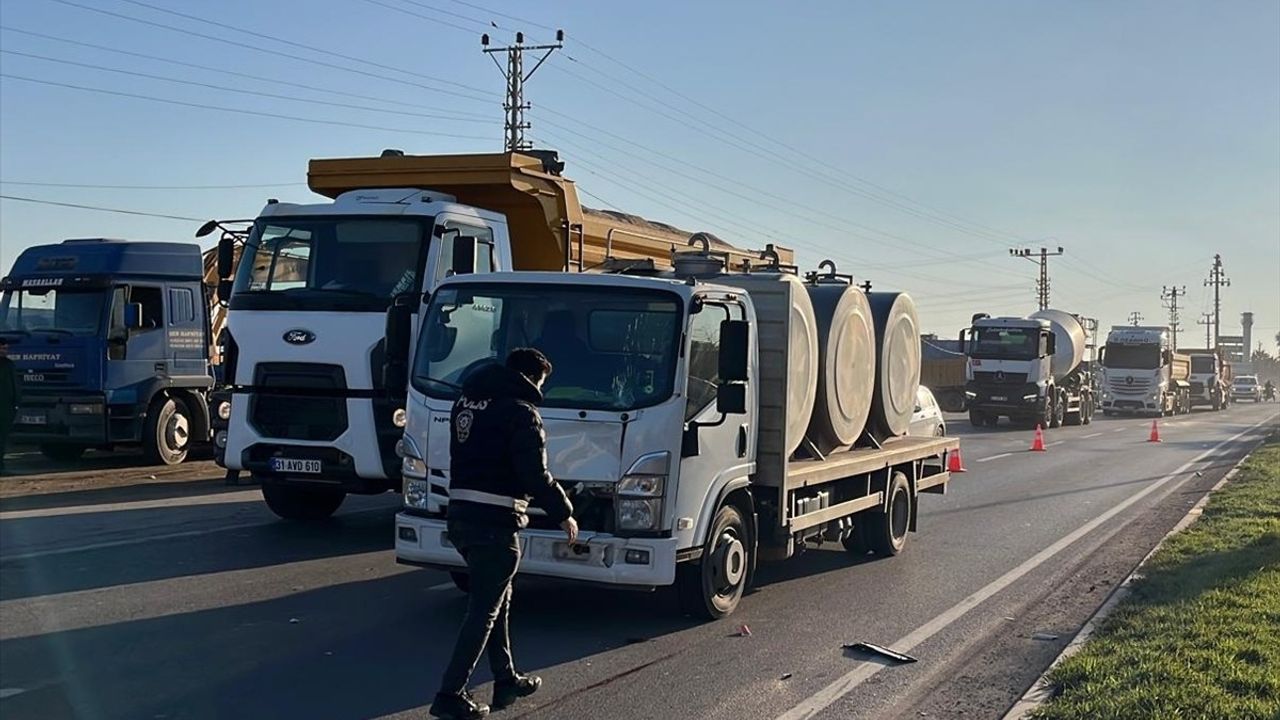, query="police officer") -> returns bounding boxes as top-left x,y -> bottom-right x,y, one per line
431,348 -> 576,720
